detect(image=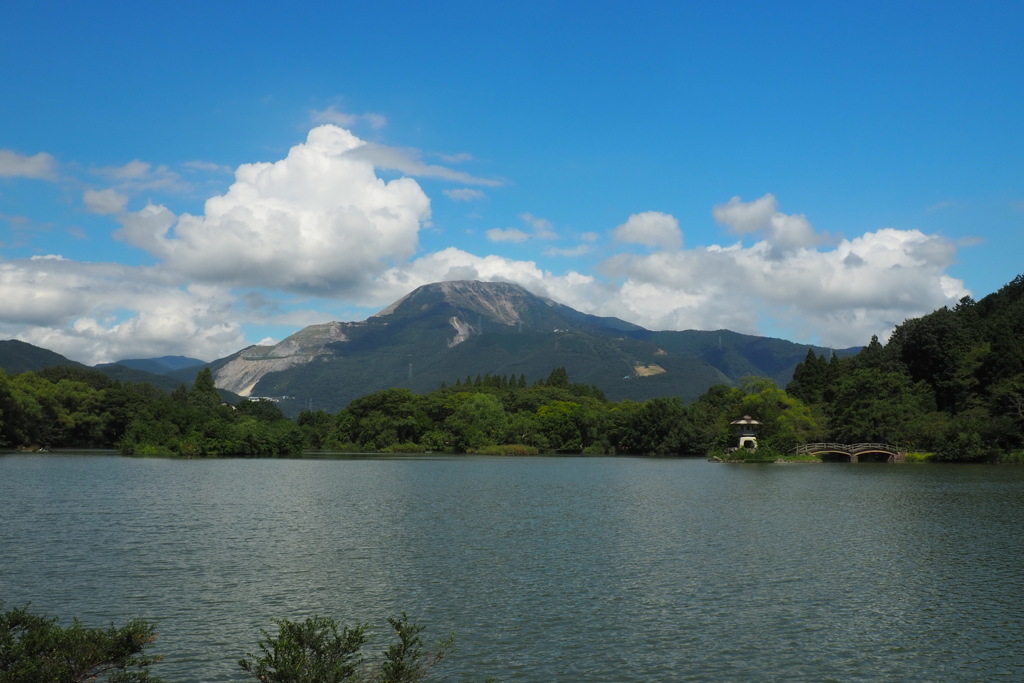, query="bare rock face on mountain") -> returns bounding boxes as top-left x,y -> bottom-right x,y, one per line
214,321 -> 353,396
